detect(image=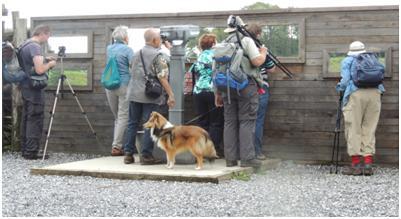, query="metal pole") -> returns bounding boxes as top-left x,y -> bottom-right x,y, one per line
168,45 -> 186,125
